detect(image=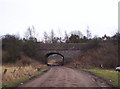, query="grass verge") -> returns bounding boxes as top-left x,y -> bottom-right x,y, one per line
2,67 -> 50,88
81,68 -> 120,87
